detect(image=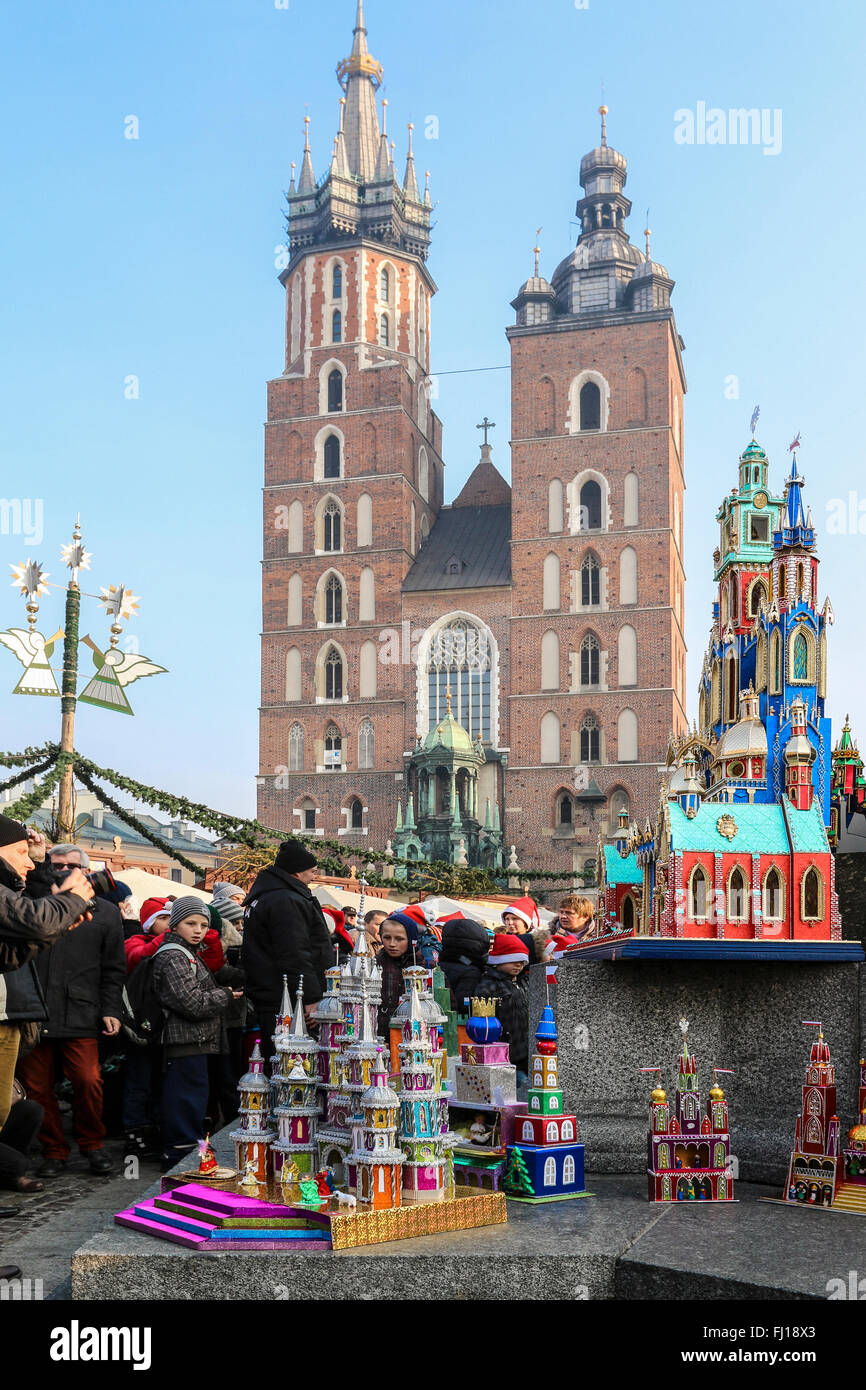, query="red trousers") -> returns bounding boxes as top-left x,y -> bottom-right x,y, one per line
17,1038 -> 106,1158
